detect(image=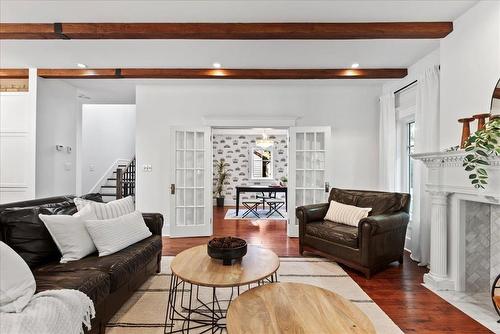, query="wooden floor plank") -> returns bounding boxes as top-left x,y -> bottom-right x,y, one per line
162,207 -> 493,333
